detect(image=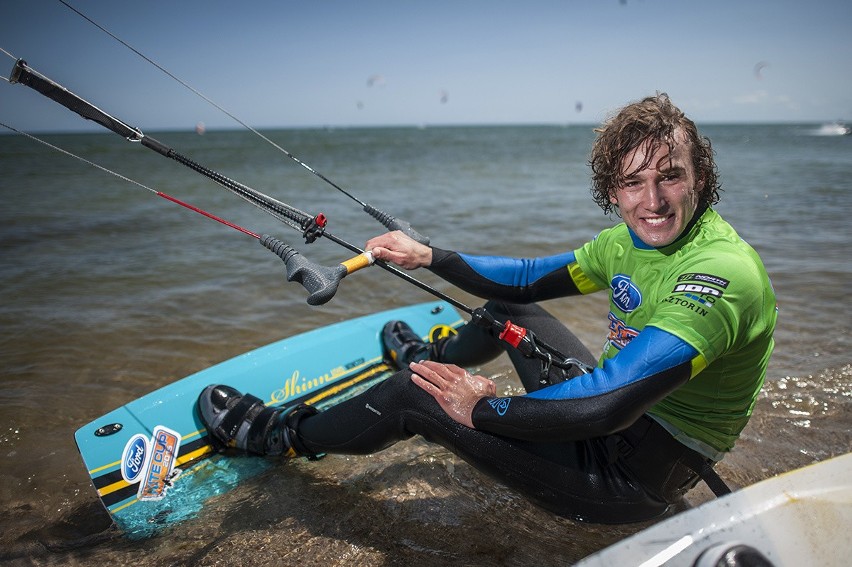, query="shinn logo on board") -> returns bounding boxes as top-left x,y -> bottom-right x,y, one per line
119,425 -> 182,501
270,360 -> 363,404
610,274 -> 642,313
